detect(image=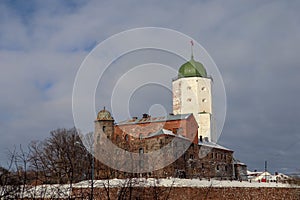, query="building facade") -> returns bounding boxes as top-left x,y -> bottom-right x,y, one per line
93,53 -> 241,180
94,111 -> 234,179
